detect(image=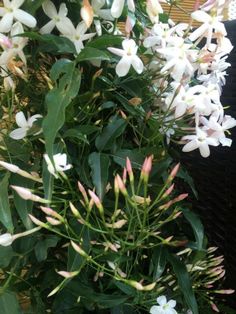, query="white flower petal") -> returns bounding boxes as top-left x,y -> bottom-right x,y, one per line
182,139 -> 199,152
76,21 -> 87,35
150,305 -> 161,314
168,300 -> 176,308
191,10 -> 211,23
122,38 -> 136,52
199,142 -> 210,158
97,9 -> 114,21
131,55 -> 144,74
58,18 -> 75,36
107,47 -> 125,57
12,0 -> 24,8
92,0 -> 105,11
40,20 -> 55,34
116,56 -> 131,77
42,0 -> 57,19
127,0 -> 135,12
9,128 -> 27,140
14,9 -> 37,28
15,111 -> 28,128
111,0 -> 125,18
28,114 -> 42,127
58,3 -> 68,17
220,137 -> 232,147
189,23 -> 208,42
157,295 -> 167,306
0,13 -> 13,33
